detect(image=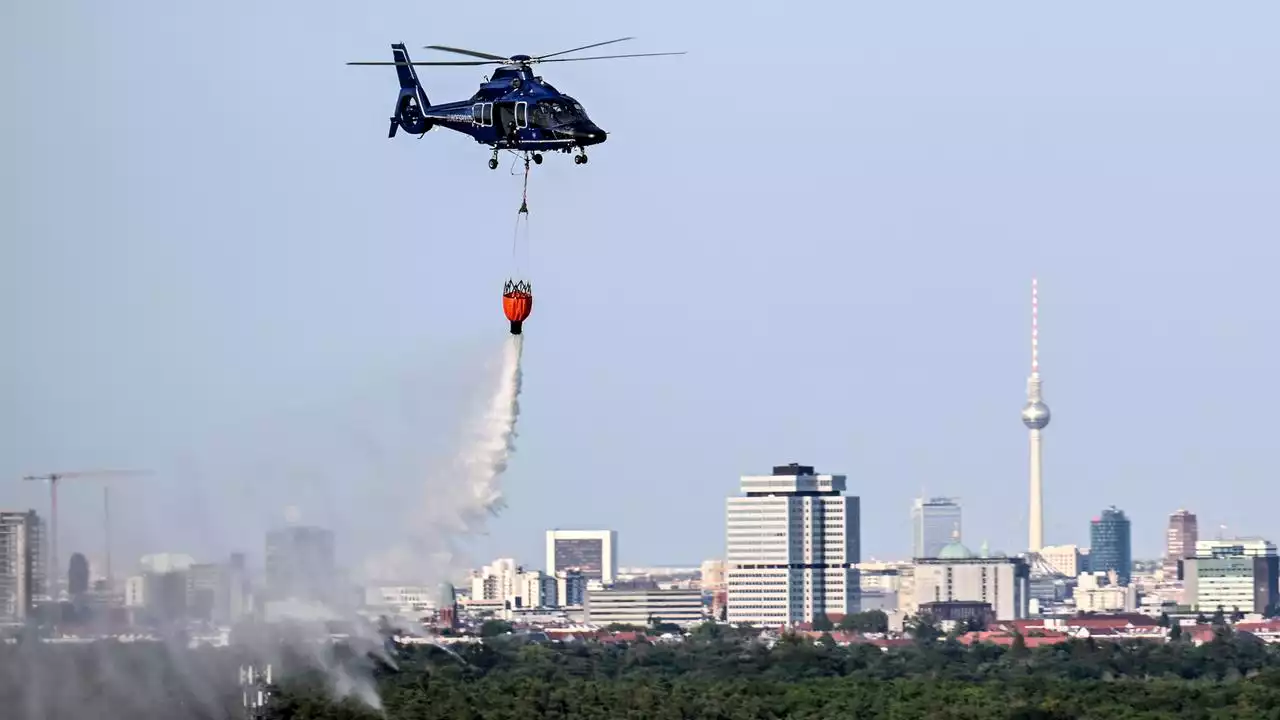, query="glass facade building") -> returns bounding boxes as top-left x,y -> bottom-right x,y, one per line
912,497 -> 962,559
1089,506 -> 1132,585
